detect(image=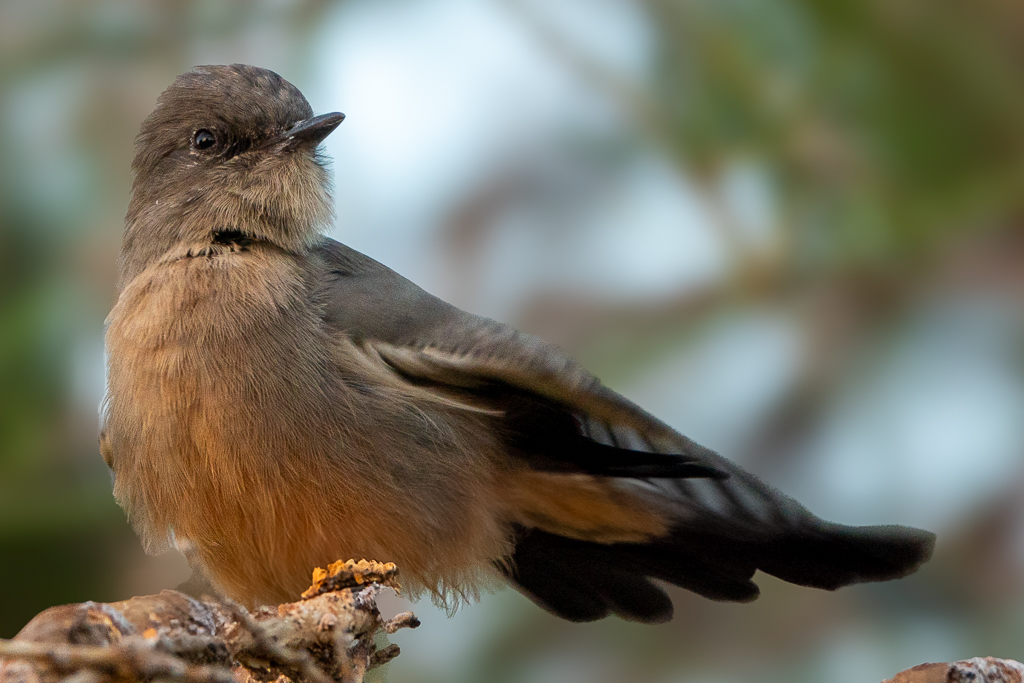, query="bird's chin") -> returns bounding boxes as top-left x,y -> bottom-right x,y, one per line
214,188 -> 331,253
